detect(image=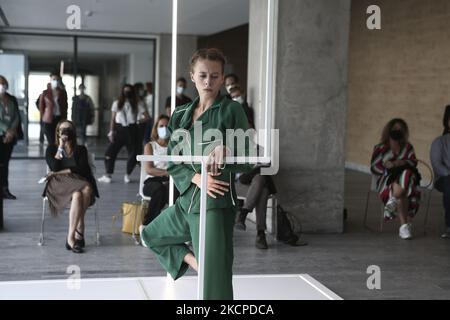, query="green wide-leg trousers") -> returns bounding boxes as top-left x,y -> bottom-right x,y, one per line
141,201 -> 236,300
